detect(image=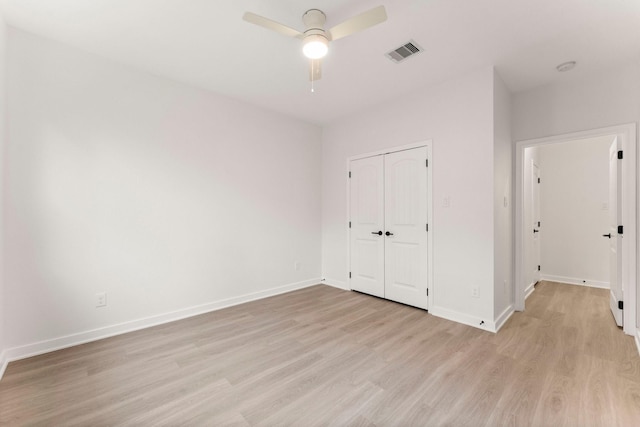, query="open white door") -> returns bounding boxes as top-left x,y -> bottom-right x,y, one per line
532,163 -> 541,283
384,147 -> 428,309
608,138 -> 623,326
349,155 -> 385,298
